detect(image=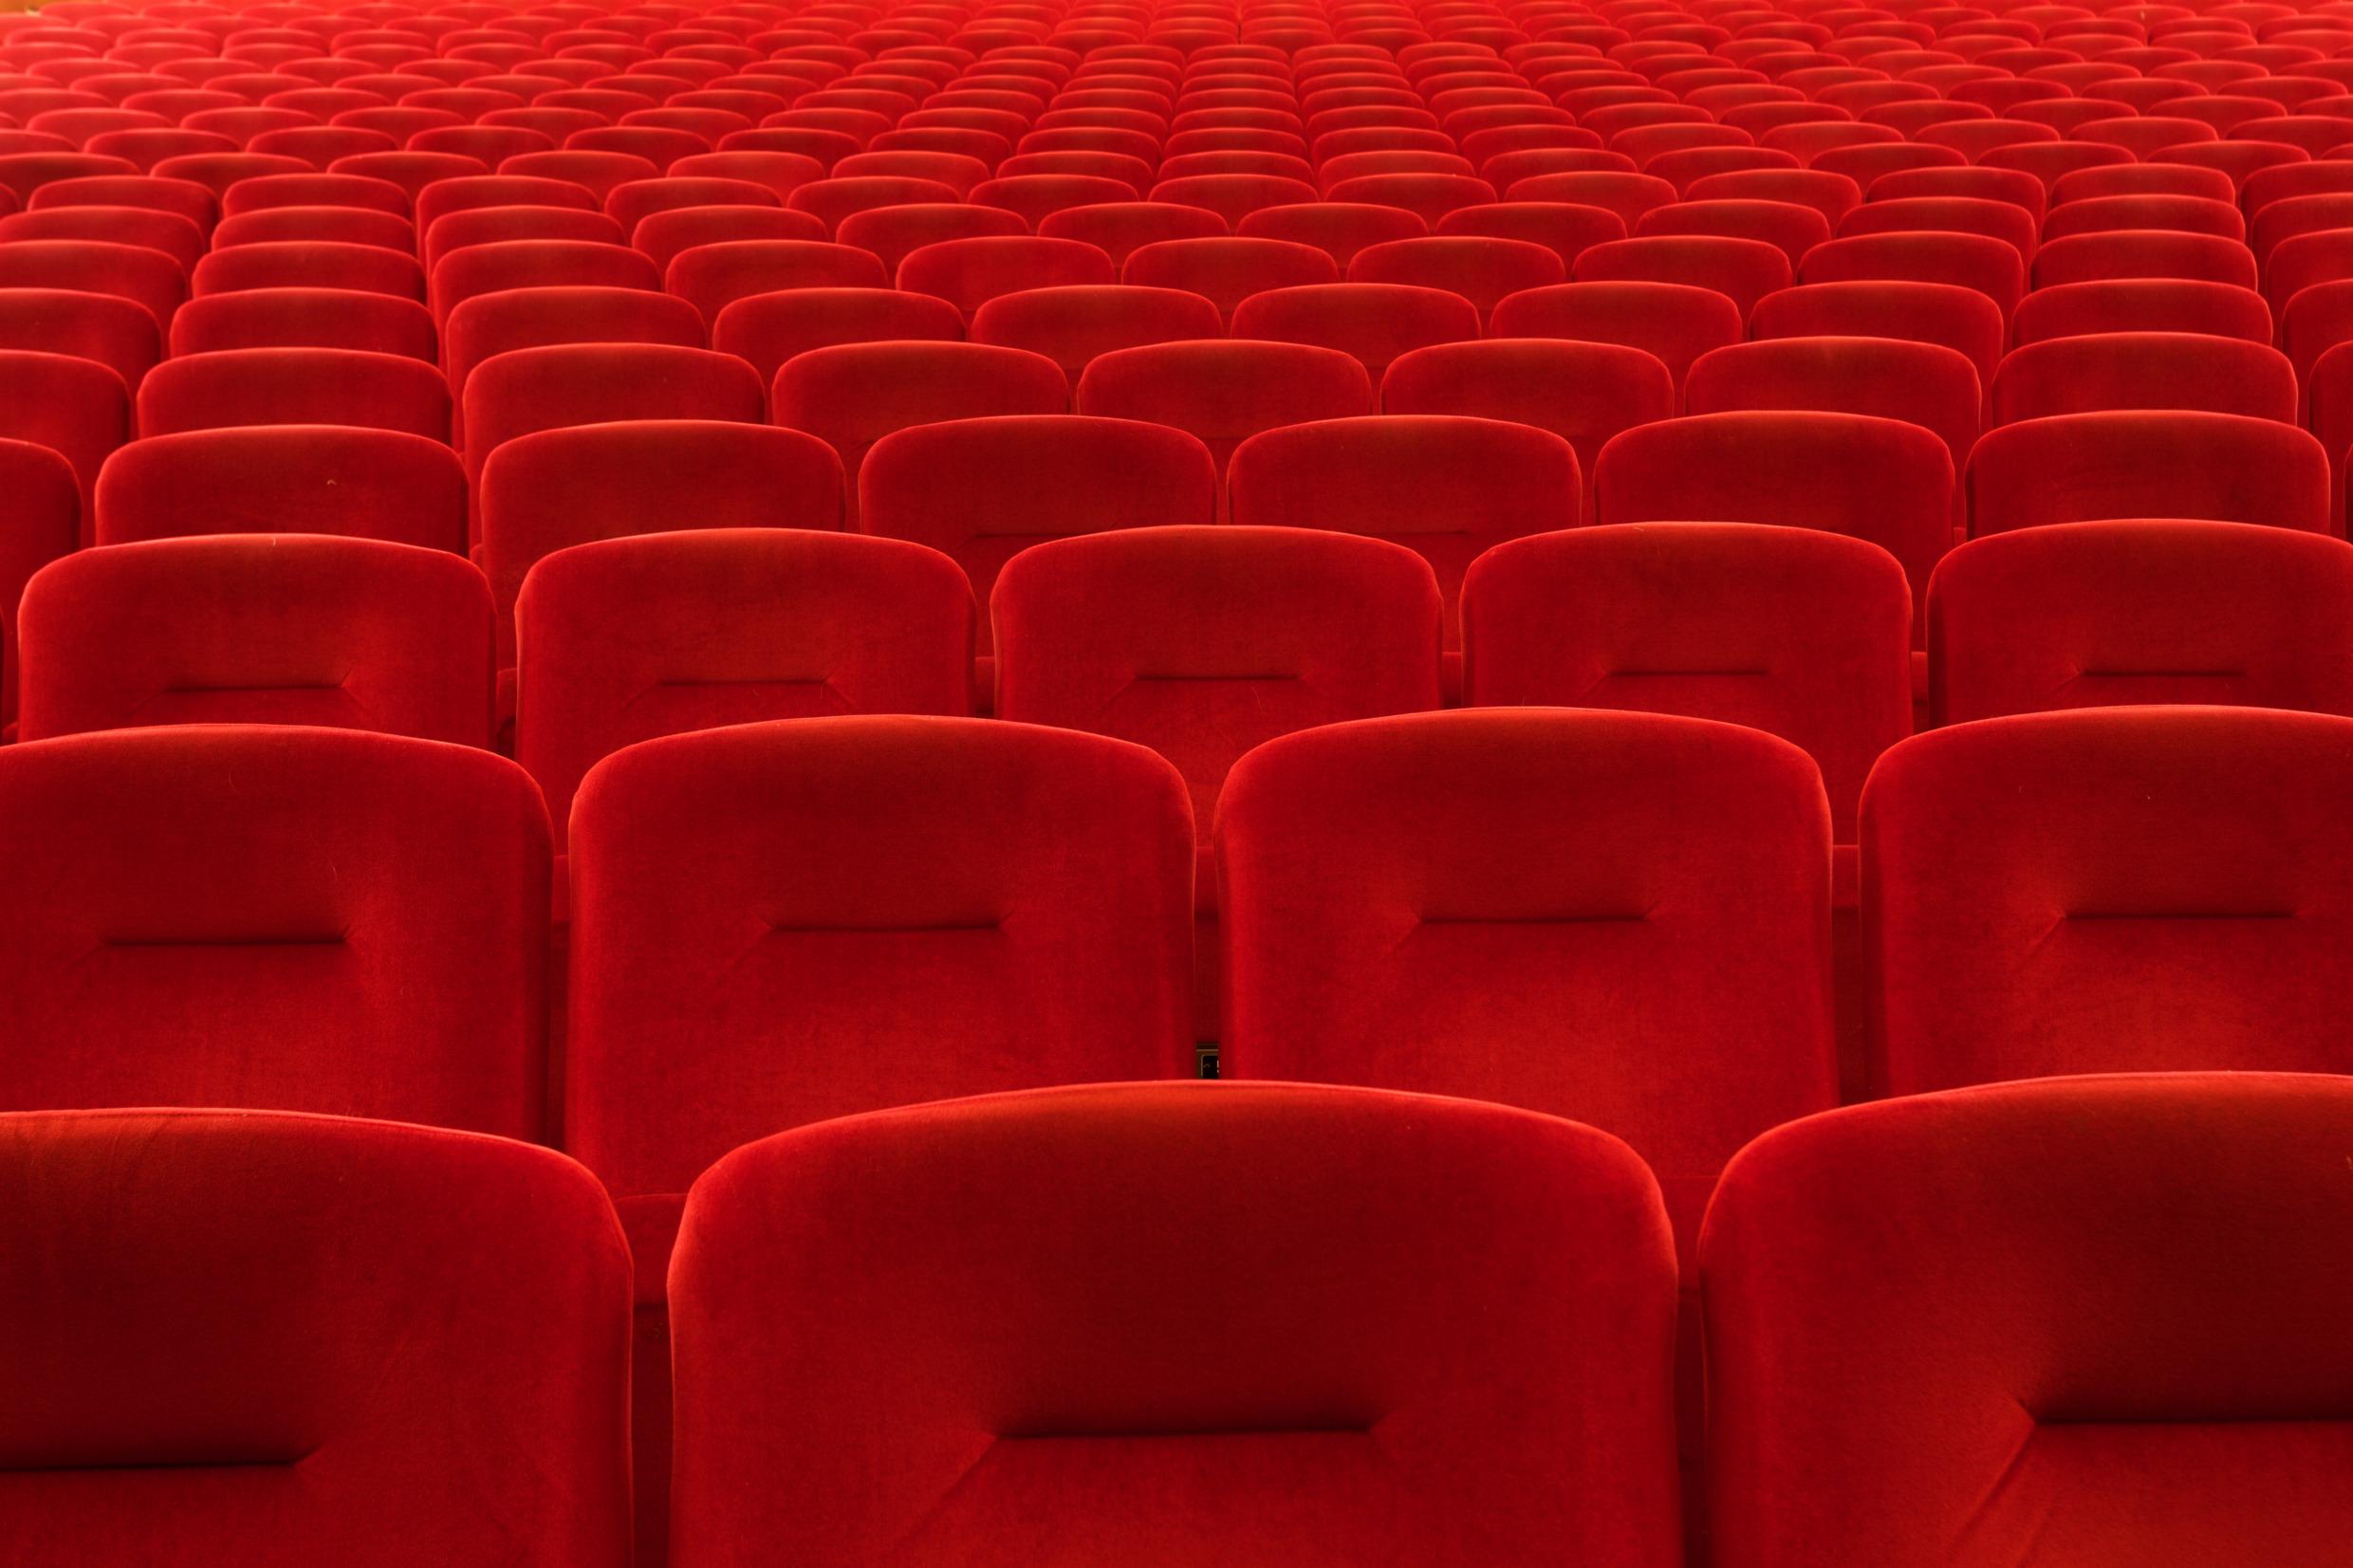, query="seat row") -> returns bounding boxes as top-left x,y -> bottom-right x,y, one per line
10,1070 -> 2344,1564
